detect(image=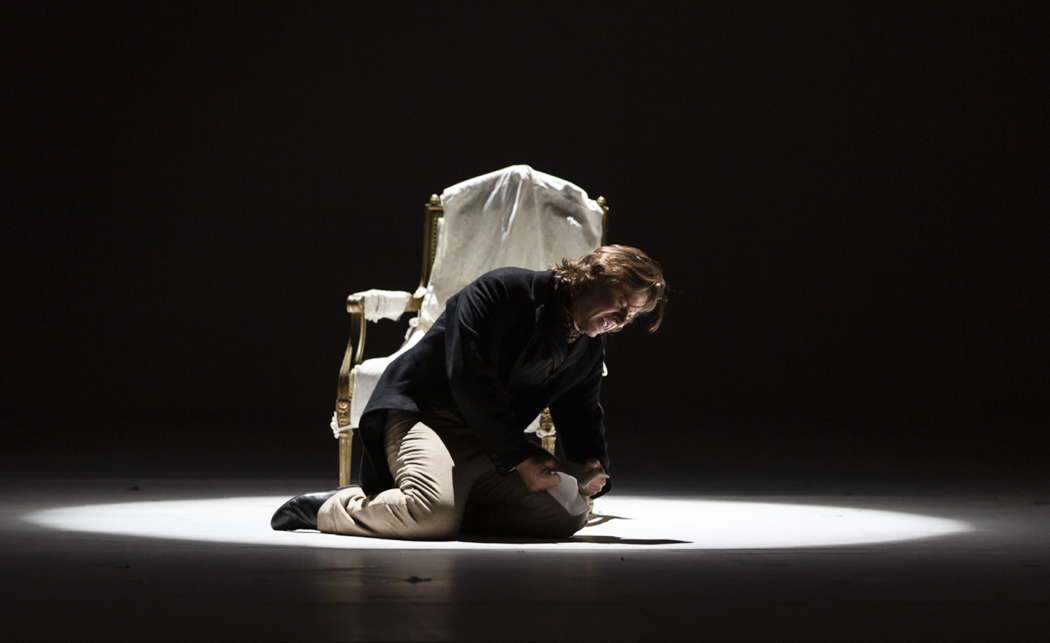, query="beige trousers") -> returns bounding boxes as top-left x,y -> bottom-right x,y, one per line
317,410 -> 589,540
